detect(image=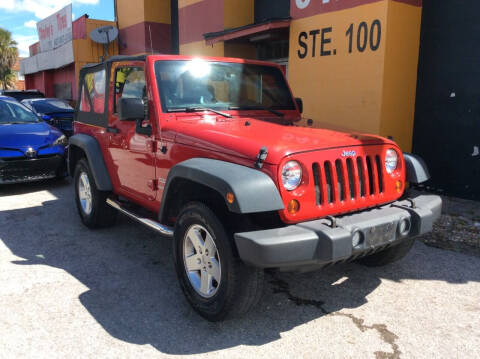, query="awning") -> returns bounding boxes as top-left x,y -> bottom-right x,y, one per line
20,41 -> 74,75
204,19 -> 290,46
